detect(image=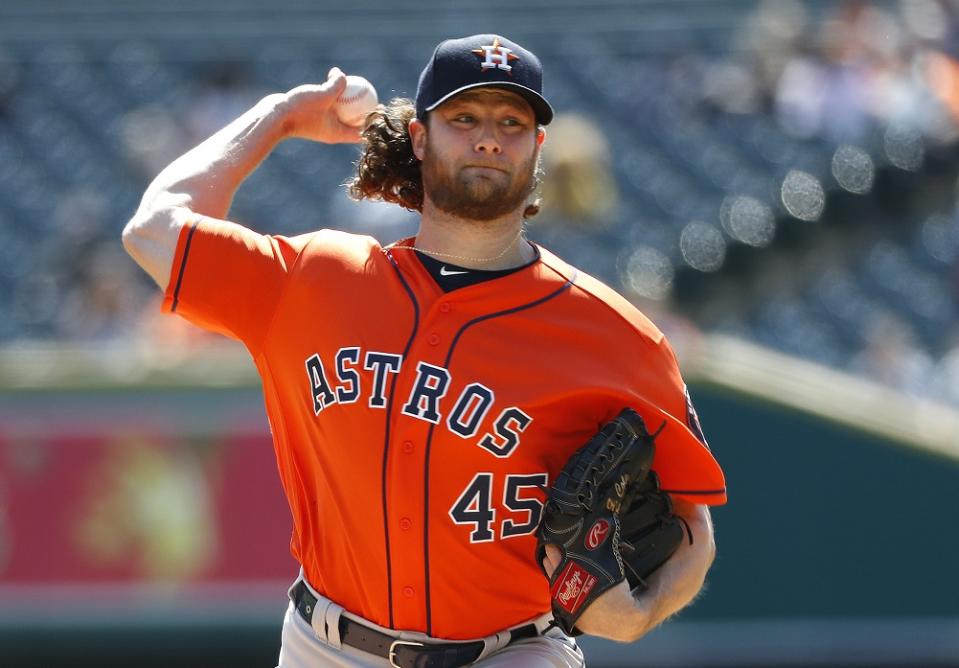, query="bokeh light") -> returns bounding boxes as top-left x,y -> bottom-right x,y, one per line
919,214 -> 959,265
884,123 -> 925,171
621,246 -> 674,300
780,169 -> 825,221
720,194 -> 776,247
831,145 -> 875,194
680,221 -> 726,272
